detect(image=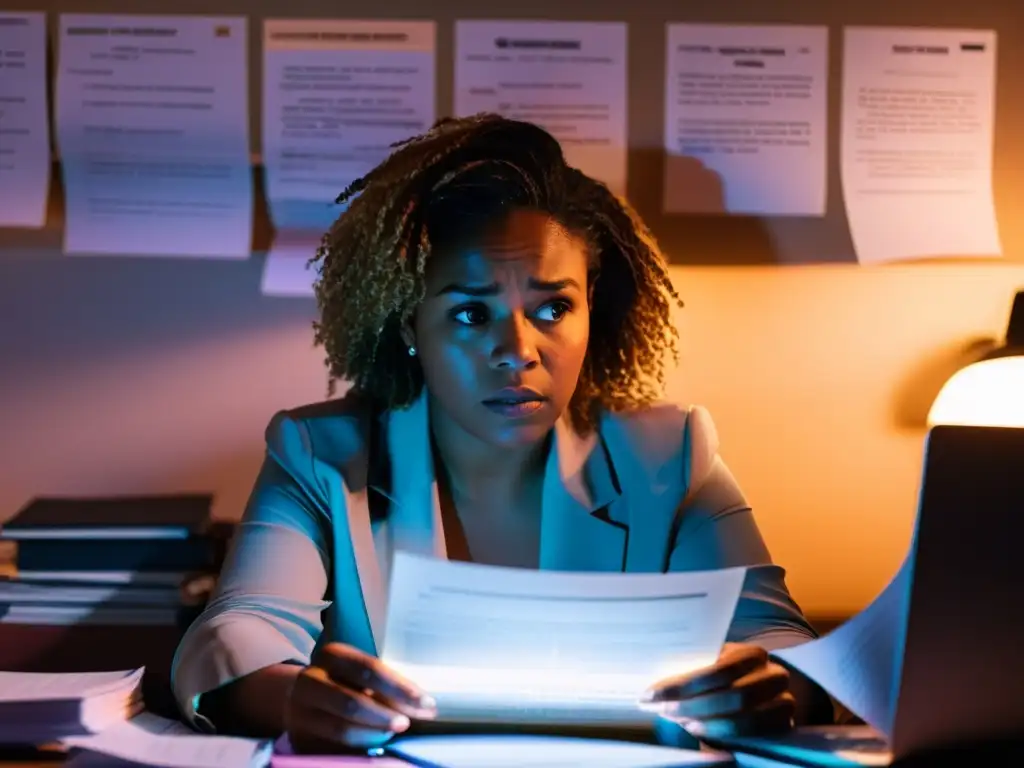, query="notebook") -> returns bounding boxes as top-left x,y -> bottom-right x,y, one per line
1,495 -> 213,540
0,667 -> 145,744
